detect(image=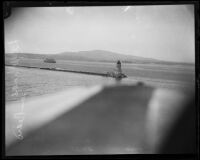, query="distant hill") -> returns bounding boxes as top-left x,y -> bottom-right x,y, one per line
5,50 -> 194,65
58,50 -> 163,63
